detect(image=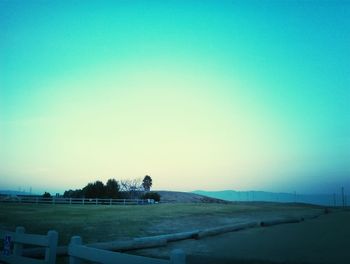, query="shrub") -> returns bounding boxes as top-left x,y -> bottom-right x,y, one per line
42,192 -> 51,198
142,192 -> 161,202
